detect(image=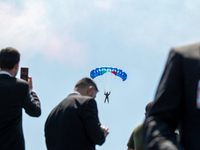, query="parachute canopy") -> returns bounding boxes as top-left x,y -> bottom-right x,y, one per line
90,66 -> 127,81
90,66 -> 127,93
